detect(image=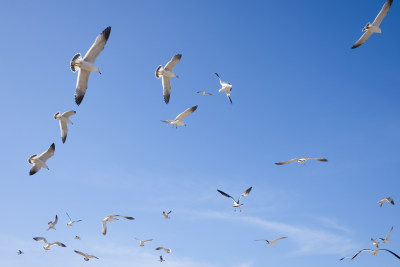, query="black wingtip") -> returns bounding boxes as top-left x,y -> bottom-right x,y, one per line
164,94 -> 170,104
75,94 -> 84,106
62,136 -> 66,144
102,26 -> 111,41
50,143 -> 55,150
29,170 -> 36,176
